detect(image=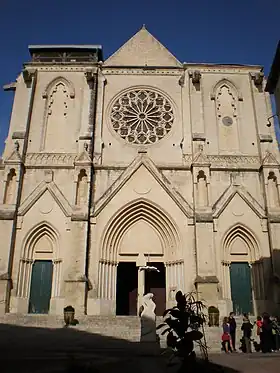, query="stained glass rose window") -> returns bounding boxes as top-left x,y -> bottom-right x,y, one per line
110,89 -> 174,145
